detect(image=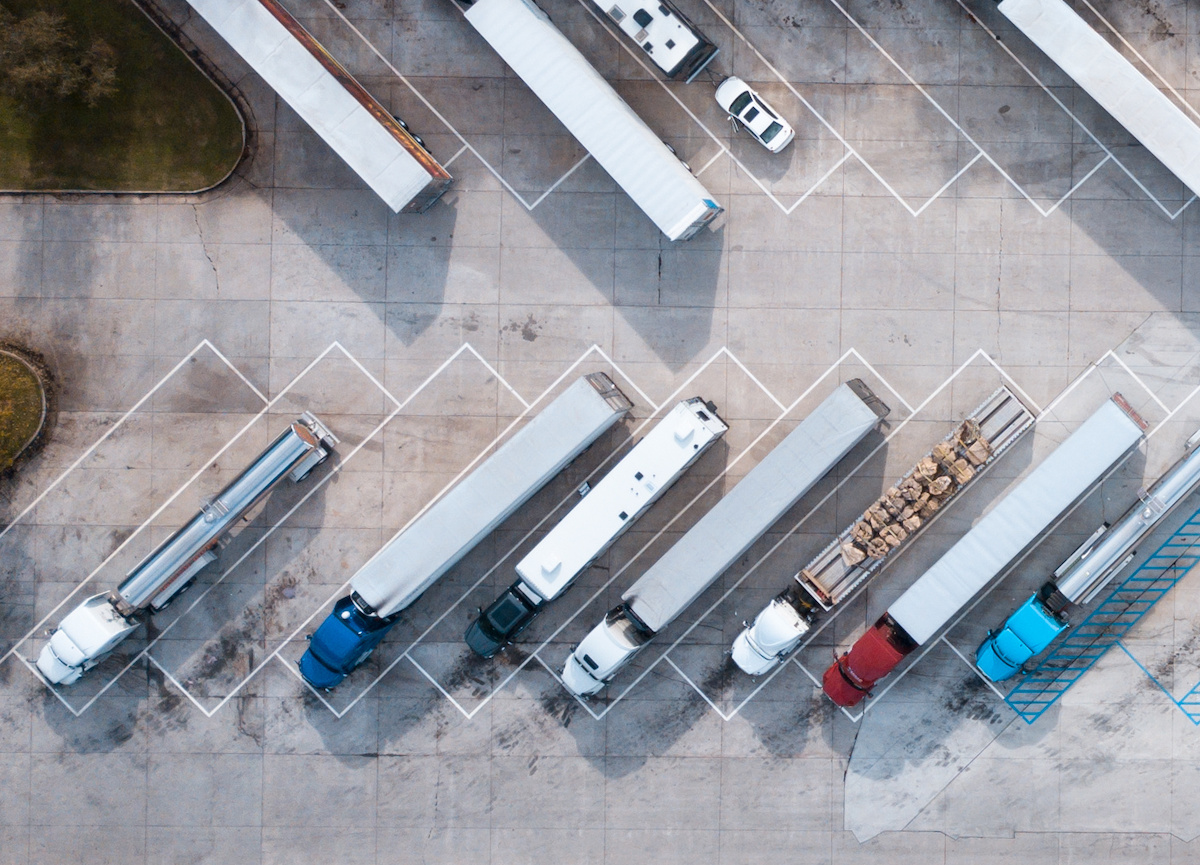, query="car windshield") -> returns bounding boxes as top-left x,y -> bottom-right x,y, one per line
761,121 -> 783,143
729,92 -> 753,115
